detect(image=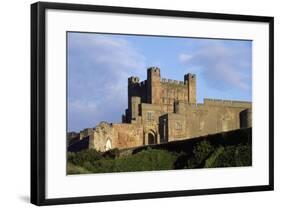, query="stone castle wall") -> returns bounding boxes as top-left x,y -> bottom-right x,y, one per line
167,101 -> 252,141
125,67 -> 196,121
89,122 -> 143,151
74,67 -> 252,152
